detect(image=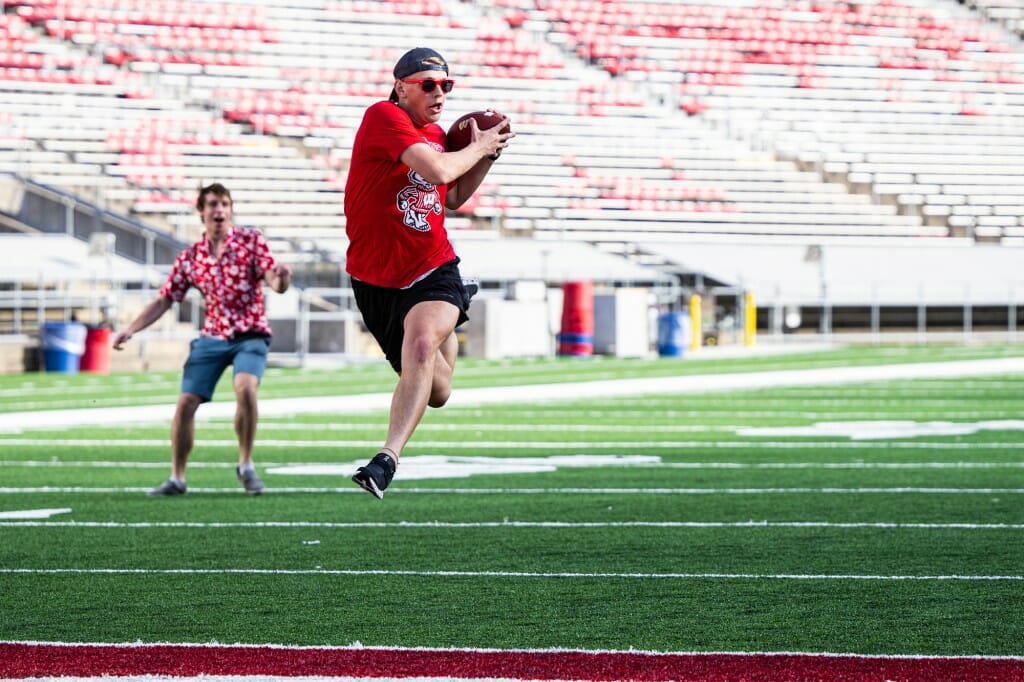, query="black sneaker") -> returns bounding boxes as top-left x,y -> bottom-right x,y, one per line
461,277 -> 479,308
352,452 -> 396,500
147,478 -> 186,496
